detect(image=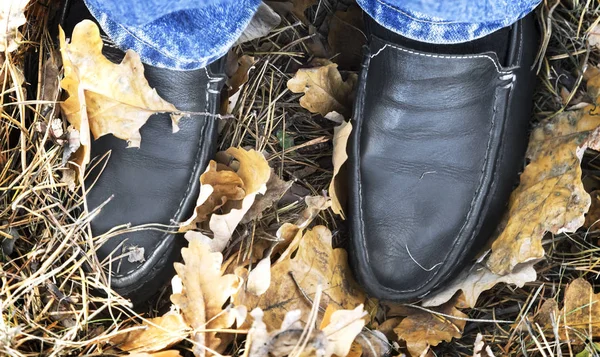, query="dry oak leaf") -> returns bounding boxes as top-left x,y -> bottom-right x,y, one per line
329,119 -> 352,219
487,69 -> 600,275
109,311 -> 190,353
242,169 -> 292,223
170,234 -> 243,357
233,225 -> 365,331
59,20 -> 180,168
287,63 -> 357,117
422,262 -> 537,308
180,160 -> 245,231
394,302 -> 467,357
1,0 -> 30,52
558,278 -> 600,341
